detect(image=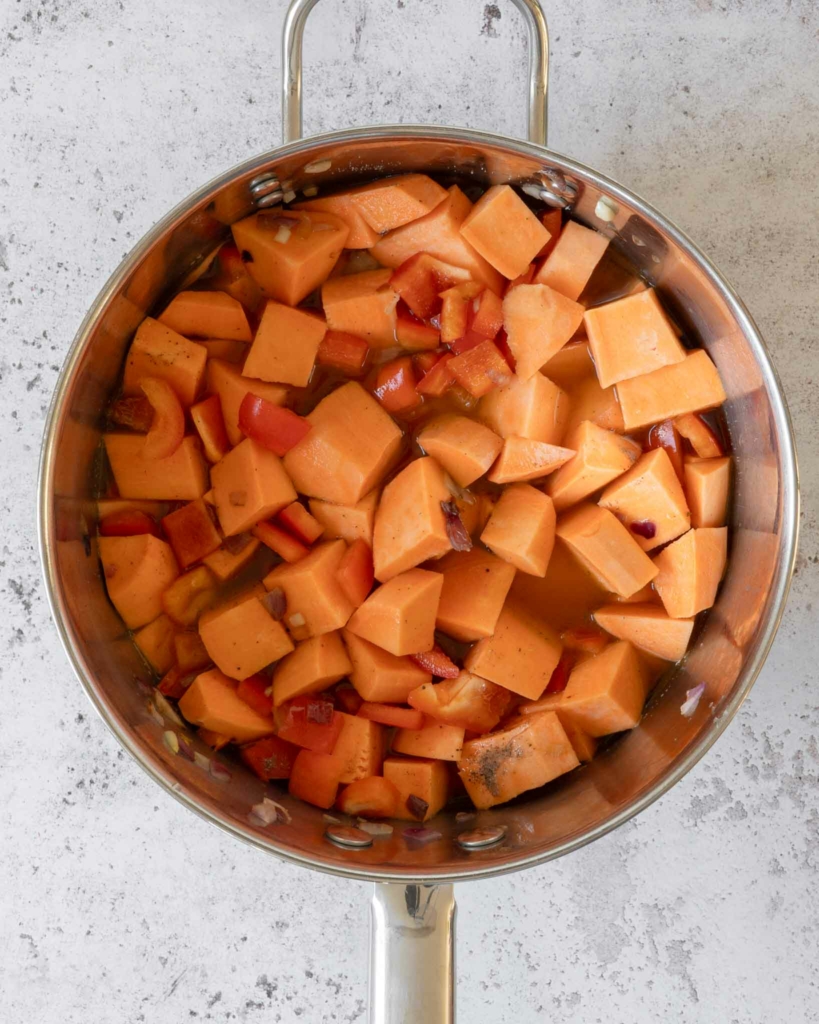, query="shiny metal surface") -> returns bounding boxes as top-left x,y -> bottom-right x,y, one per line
325,825 -> 374,849
370,884 -> 456,1024
457,827 -> 508,850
